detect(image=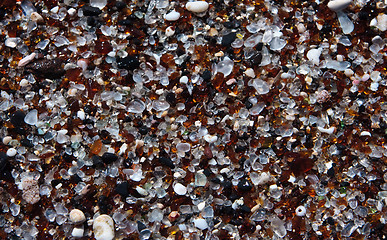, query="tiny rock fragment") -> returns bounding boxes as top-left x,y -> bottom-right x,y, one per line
93,214 -> 115,240
25,58 -> 65,79
186,1 -> 209,13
